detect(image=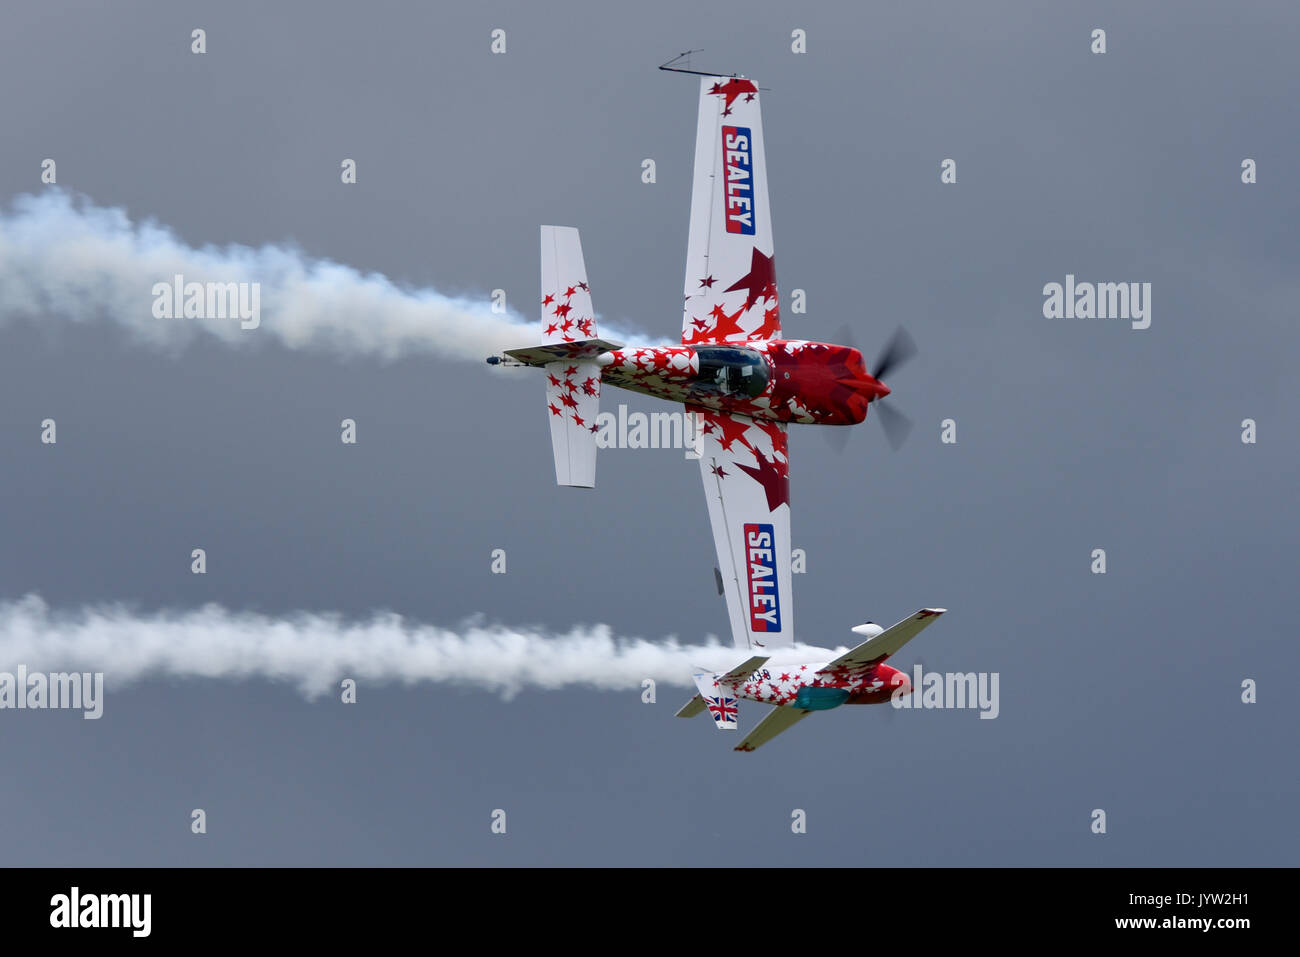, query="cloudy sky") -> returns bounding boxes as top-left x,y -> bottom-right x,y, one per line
0,0 -> 1296,866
